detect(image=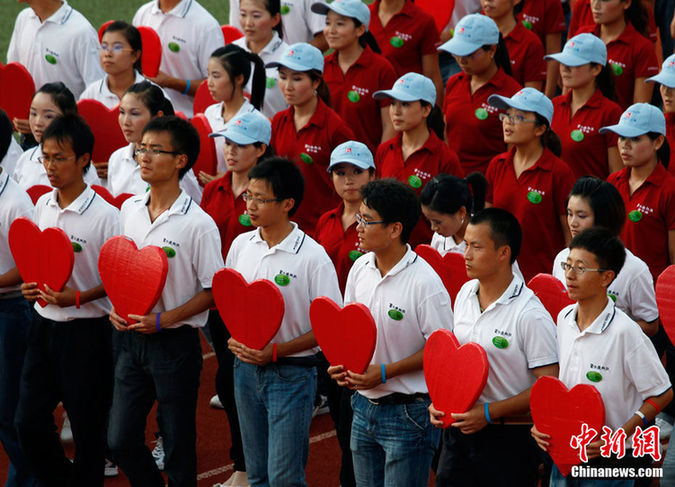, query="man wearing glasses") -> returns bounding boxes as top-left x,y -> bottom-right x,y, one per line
107,116 -> 223,486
